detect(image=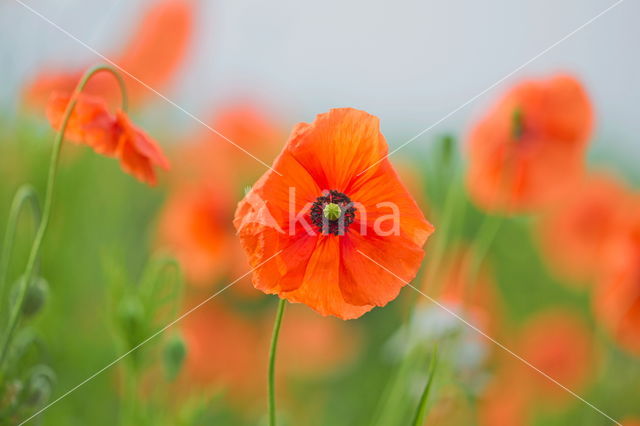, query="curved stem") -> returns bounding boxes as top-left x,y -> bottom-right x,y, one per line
268,298 -> 286,426
0,64 -> 127,372
0,185 -> 41,305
